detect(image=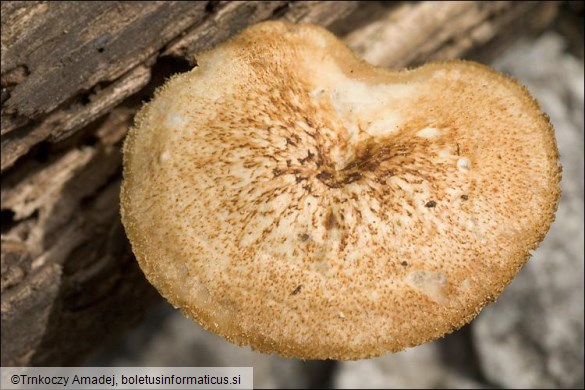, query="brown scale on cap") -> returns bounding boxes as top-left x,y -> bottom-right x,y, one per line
121,21 -> 561,360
